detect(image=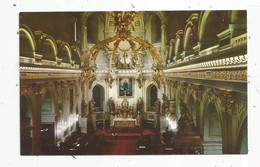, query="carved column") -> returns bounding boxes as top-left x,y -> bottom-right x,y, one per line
161,23 -> 166,65
154,99 -> 161,130
216,90 -> 238,154
31,84 -> 43,155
